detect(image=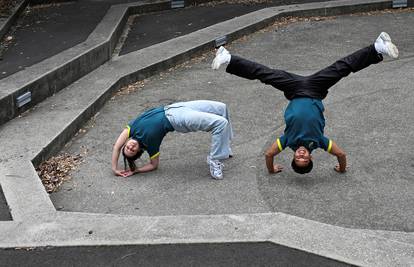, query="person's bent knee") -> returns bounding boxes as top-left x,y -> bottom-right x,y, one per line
217,102 -> 227,114
212,118 -> 229,134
